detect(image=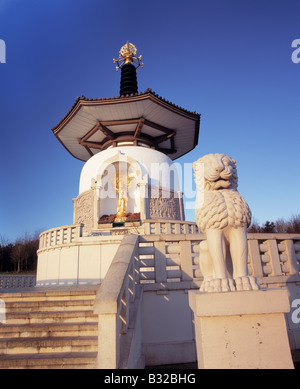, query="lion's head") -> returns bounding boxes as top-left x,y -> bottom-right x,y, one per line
193,153 -> 238,191
193,153 -> 251,232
